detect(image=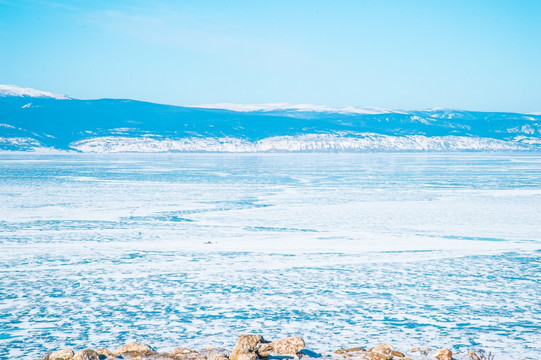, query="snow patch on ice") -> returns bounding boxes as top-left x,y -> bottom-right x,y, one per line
0,137 -> 42,147
0,137 -> 67,153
